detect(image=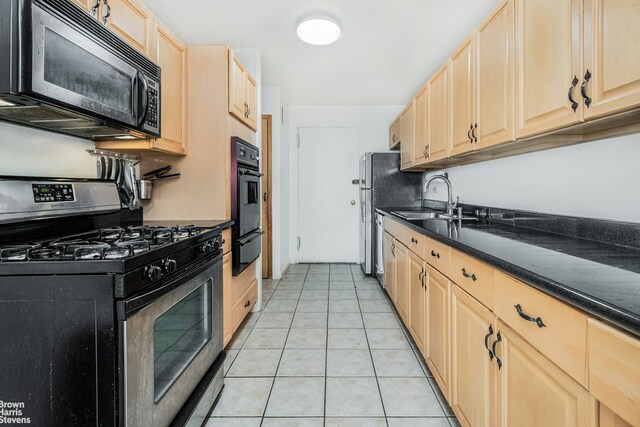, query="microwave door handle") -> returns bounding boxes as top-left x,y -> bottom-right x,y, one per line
136,71 -> 149,127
